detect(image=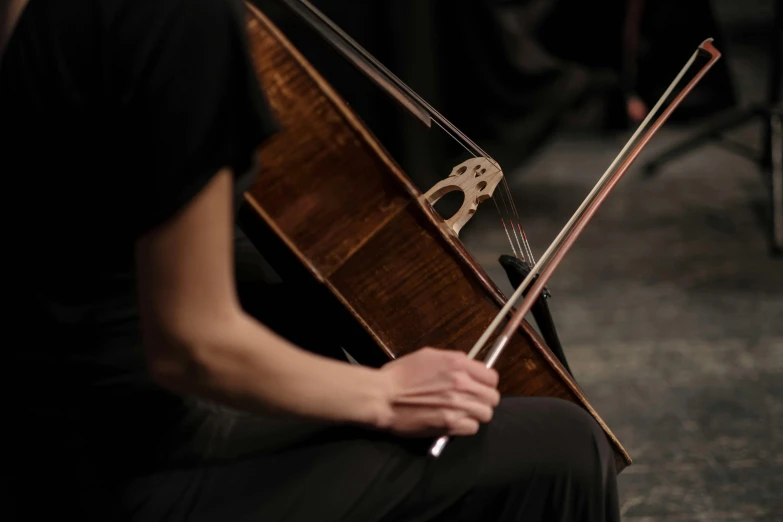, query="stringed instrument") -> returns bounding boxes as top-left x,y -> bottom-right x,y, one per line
237,0 -> 721,471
